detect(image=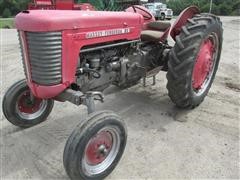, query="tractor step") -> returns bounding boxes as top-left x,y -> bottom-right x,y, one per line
143,66 -> 162,87
143,76 -> 156,87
